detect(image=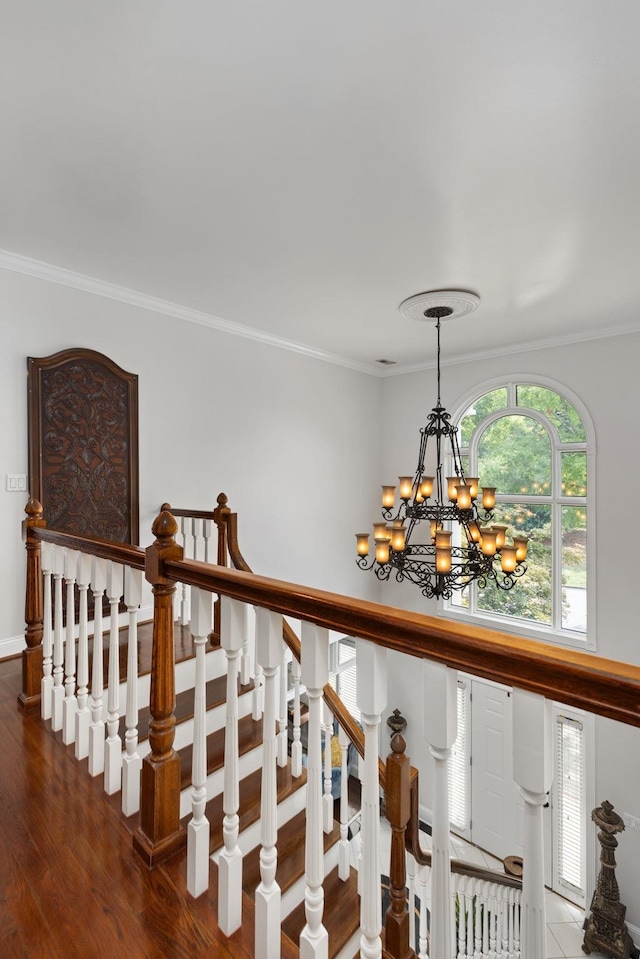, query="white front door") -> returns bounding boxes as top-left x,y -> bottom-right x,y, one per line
470,680 -> 523,861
